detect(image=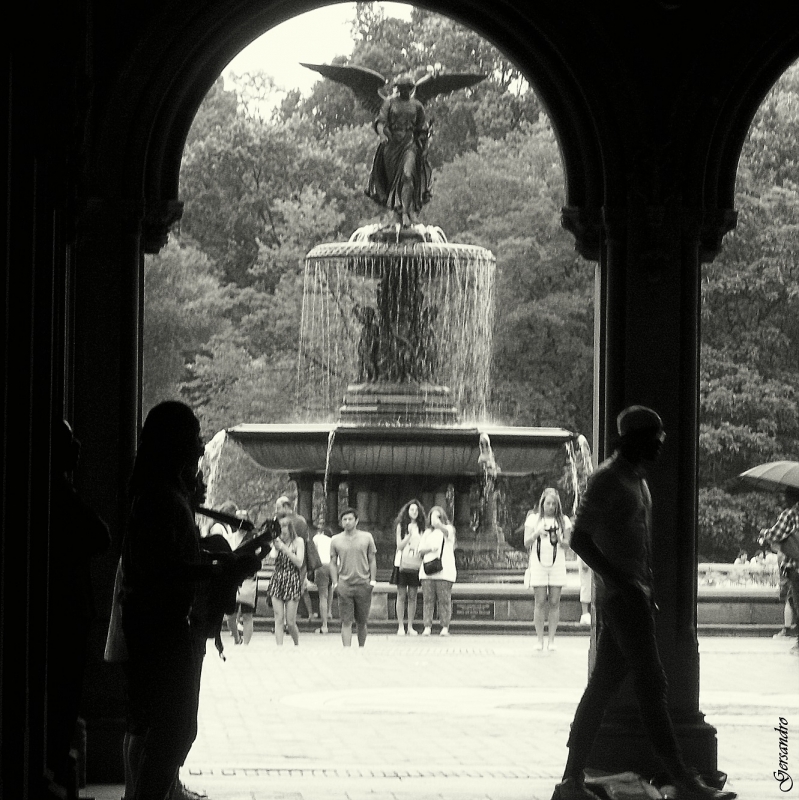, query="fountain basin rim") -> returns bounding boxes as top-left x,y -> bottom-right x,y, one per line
226,423 -> 577,477
305,240 -> 496,263
227,422 -> 575,442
